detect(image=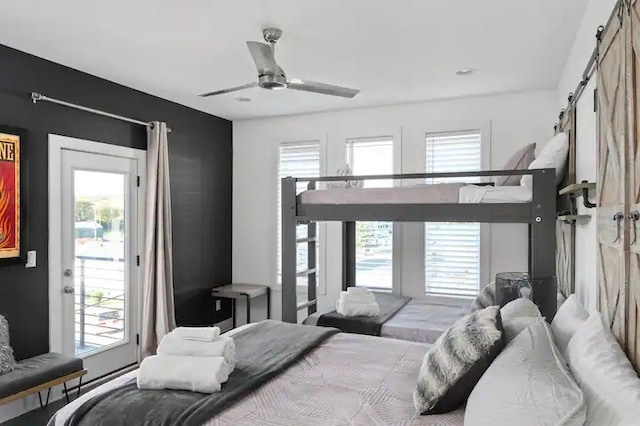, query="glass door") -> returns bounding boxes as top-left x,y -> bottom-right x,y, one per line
59,148 -> 140,381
